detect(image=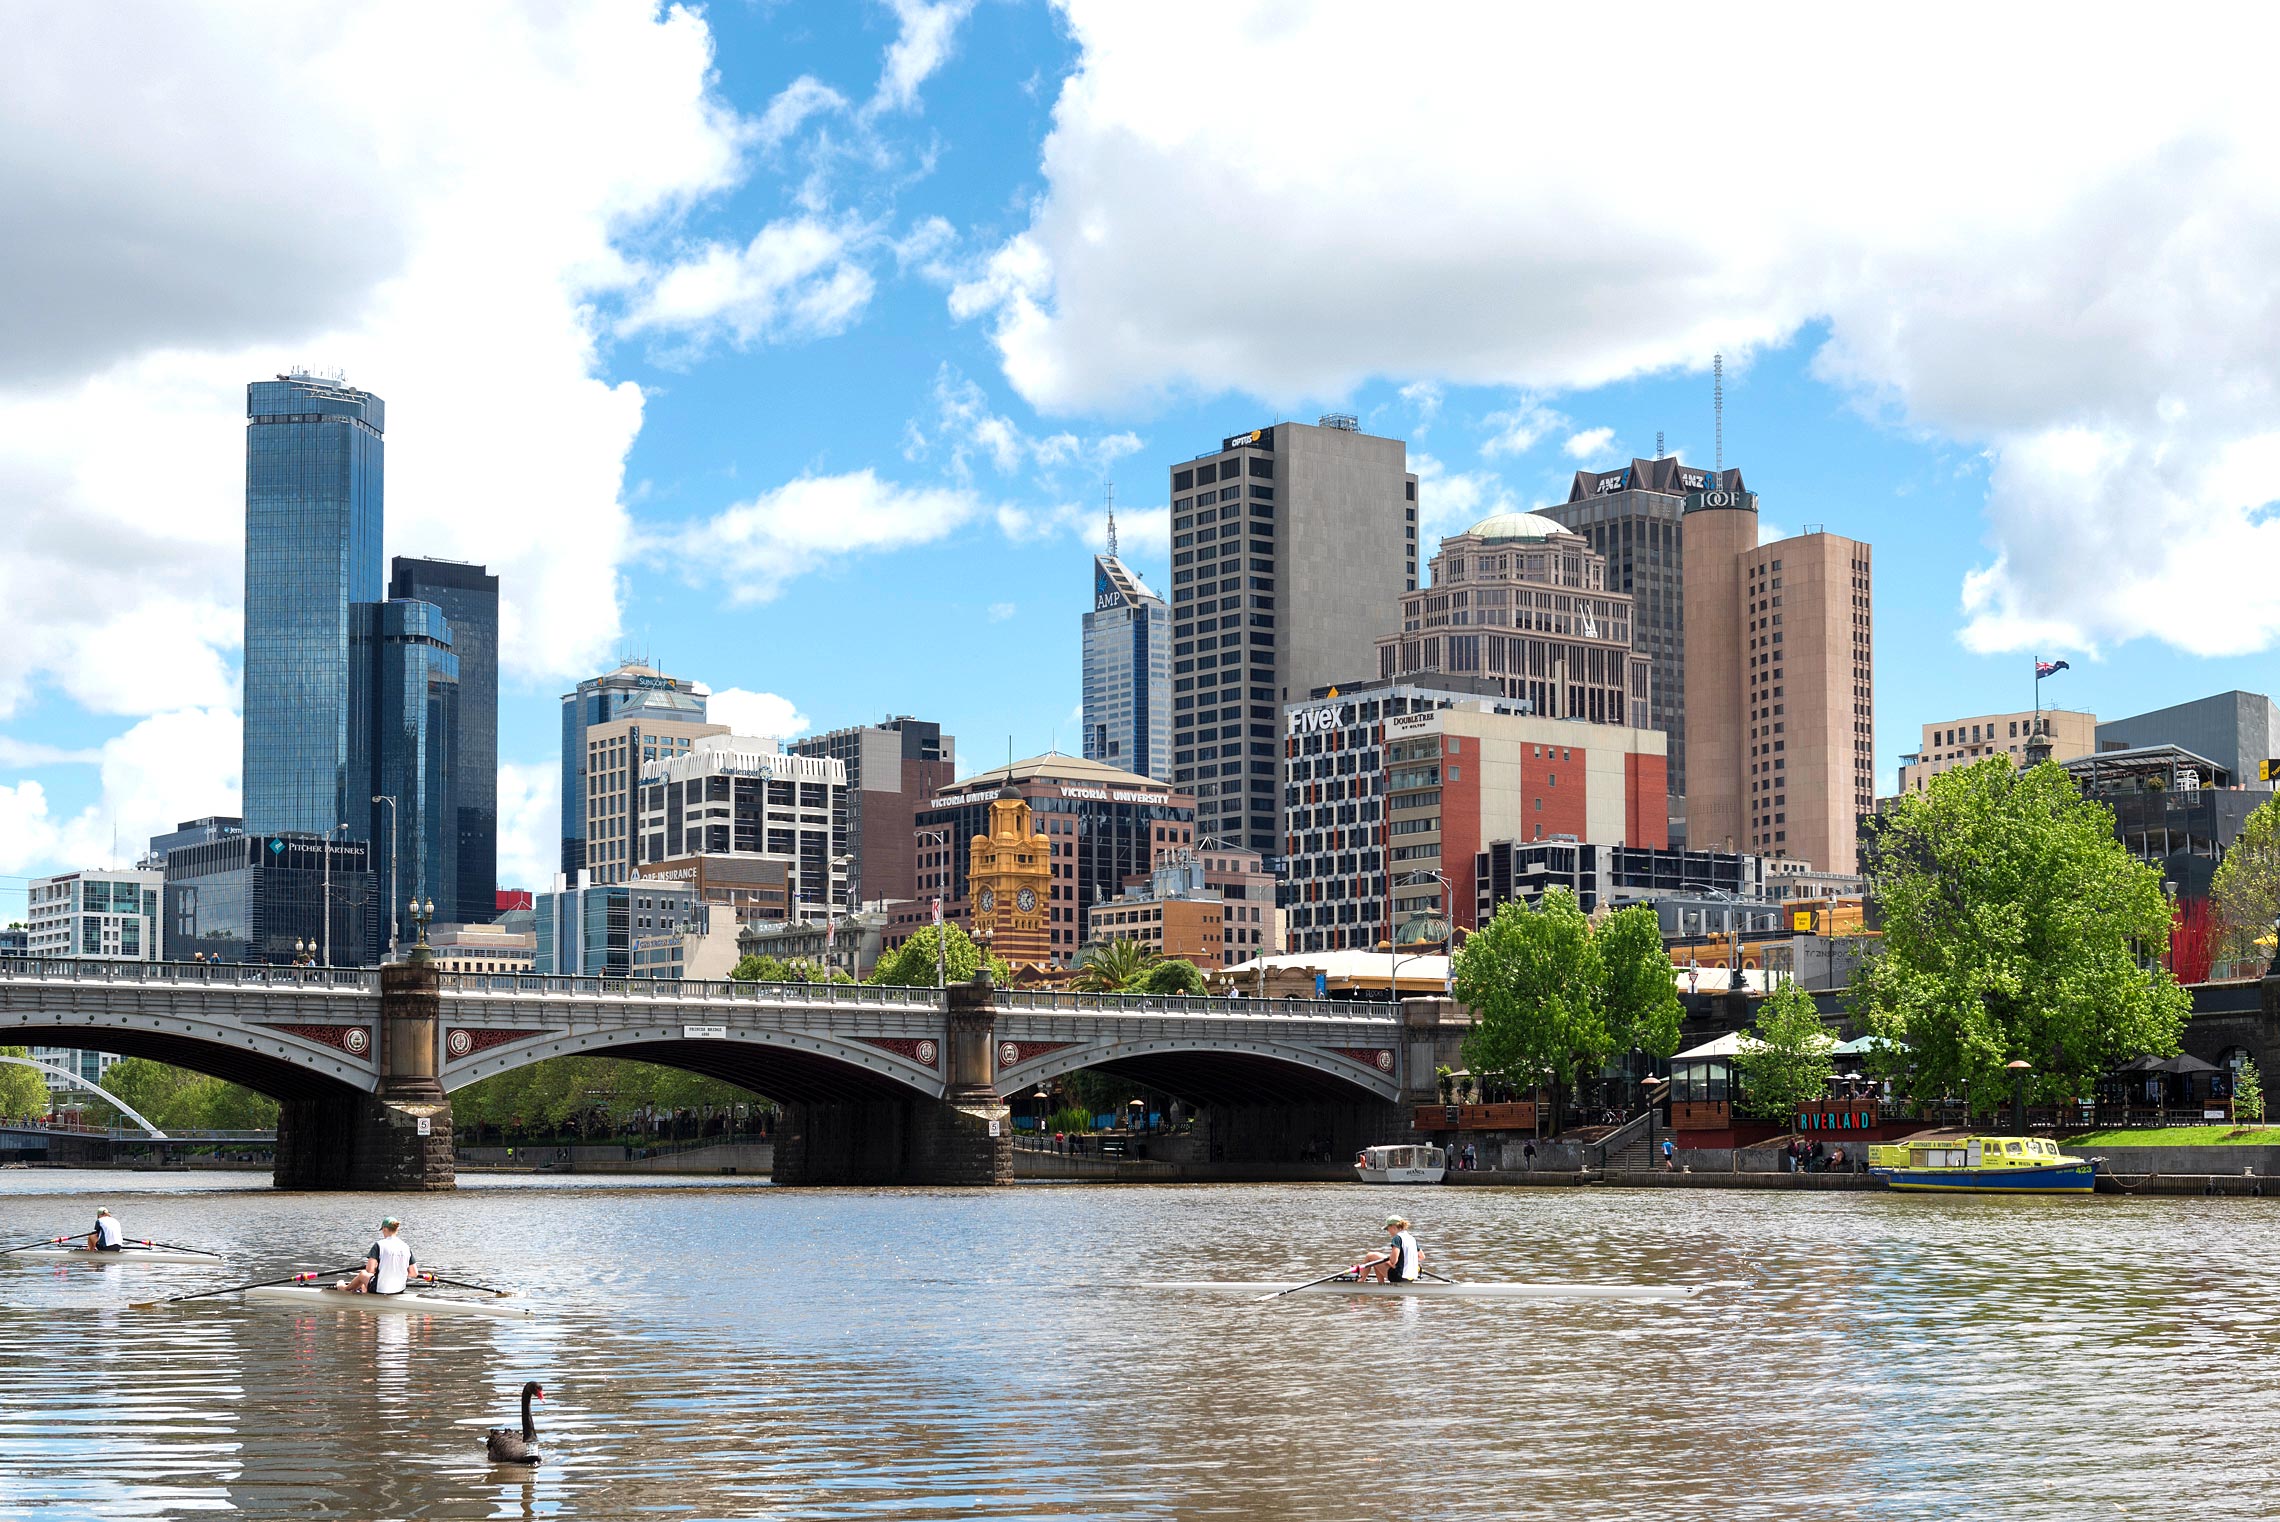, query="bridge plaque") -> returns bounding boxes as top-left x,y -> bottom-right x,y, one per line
683,1024 -> 729,1040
